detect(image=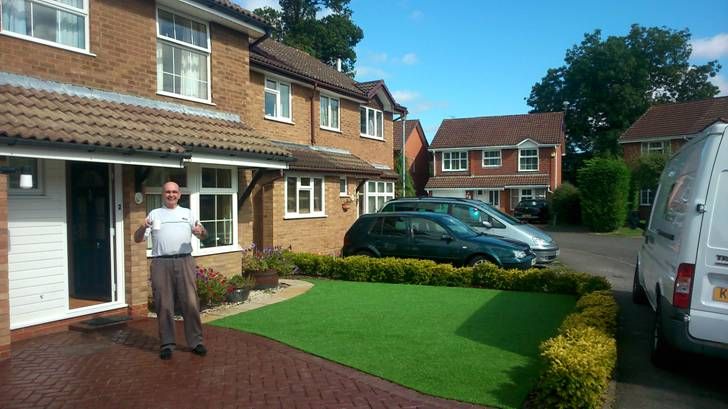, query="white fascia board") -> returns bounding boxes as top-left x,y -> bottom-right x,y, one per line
158,0 -> 266,38
185,152 -> 288,169
430,144 -> 558,152
0,145 -> 183,168
617,134 -> 695,144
